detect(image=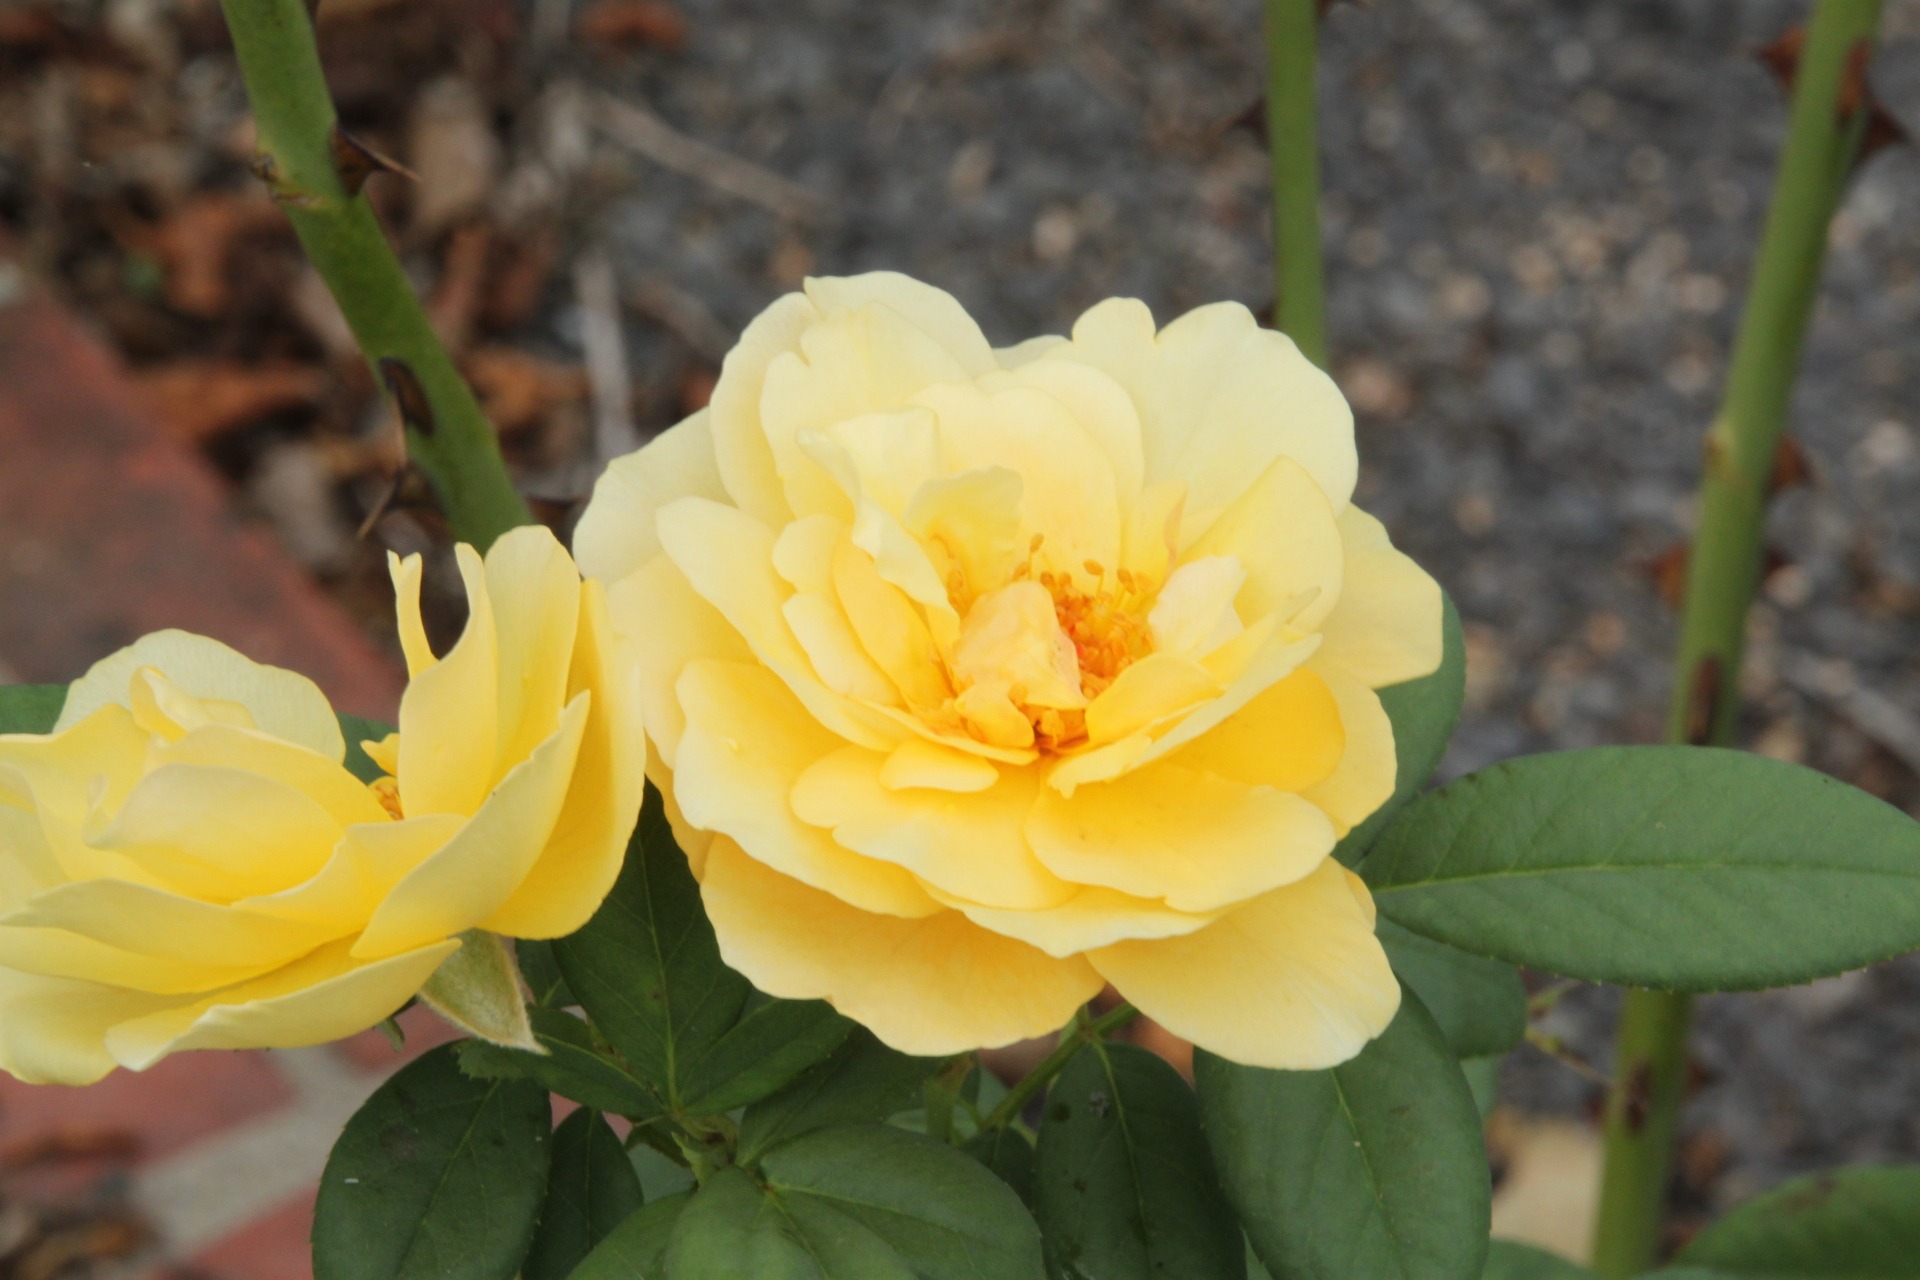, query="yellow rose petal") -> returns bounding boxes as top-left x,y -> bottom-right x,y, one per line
1090,860 -> 1400,1070
5,878 -> 337,968
791,747 -> 1070,911
929,883 -> 1221,959
878,738 -> 999,793
354,695 -> 588,959
1313,507 -> 1446,689
1027,761 -> 1335,913
1167,666 -> 1346,796
154,724 -> 388,828
105,936 -> 459,1071
803,272 -> 997,376
397,543 -> 500,818
611,555 -> 757,769
701,835 -> 1101,1056
484,526 -> 582,786
1181,454 -> 1345,631
83,762 -> 344,899
485,582 -> 647,940
575,408 -> 727,584
1300,664 -> 1399,837
673,661 -> 940,919
57,631 -> 344,760
0,969 -> 170,1084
